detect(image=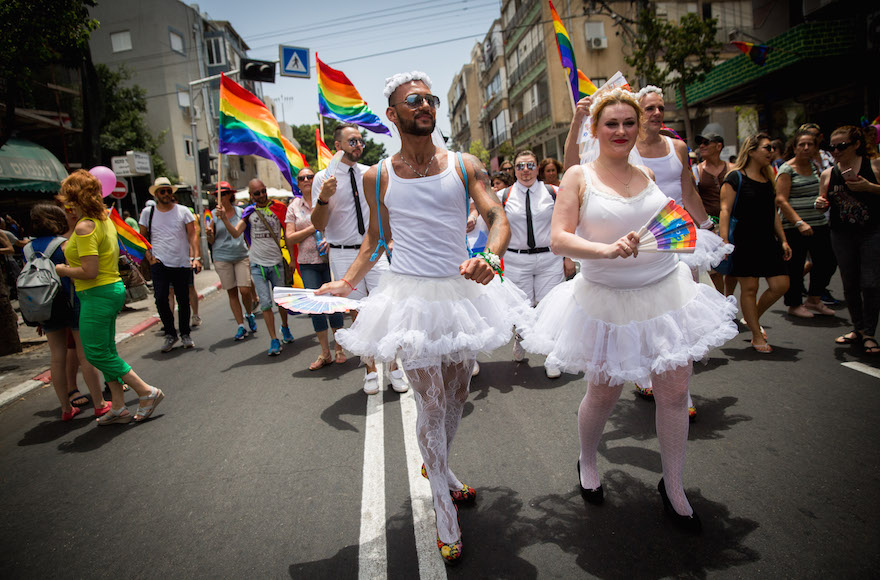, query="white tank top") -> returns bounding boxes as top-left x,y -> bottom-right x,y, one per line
577,165 -> 677,289
637,136 -> 683,205
383,151 -> 469,277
